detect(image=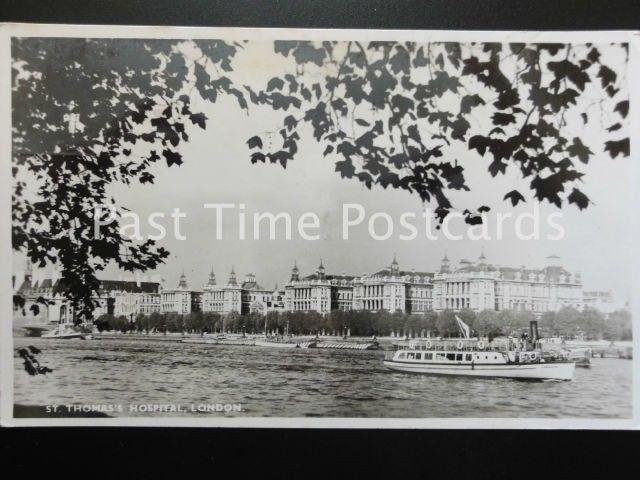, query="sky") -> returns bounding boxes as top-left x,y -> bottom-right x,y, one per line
19,40 -> 637,305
